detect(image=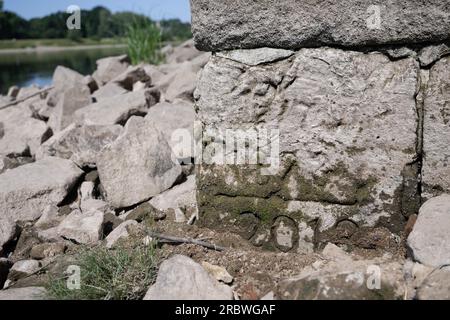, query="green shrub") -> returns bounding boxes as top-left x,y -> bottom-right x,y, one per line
126,18 -> 164,65
46,243 -> 158,300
